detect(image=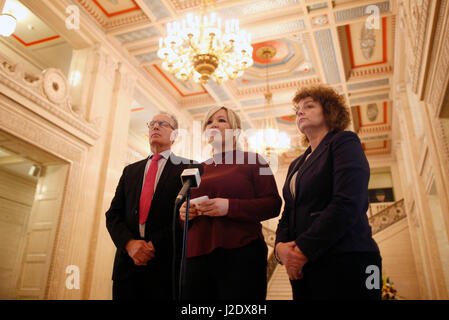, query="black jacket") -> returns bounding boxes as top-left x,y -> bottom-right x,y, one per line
106,153 -> 198,286
275,131 -> 379,263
